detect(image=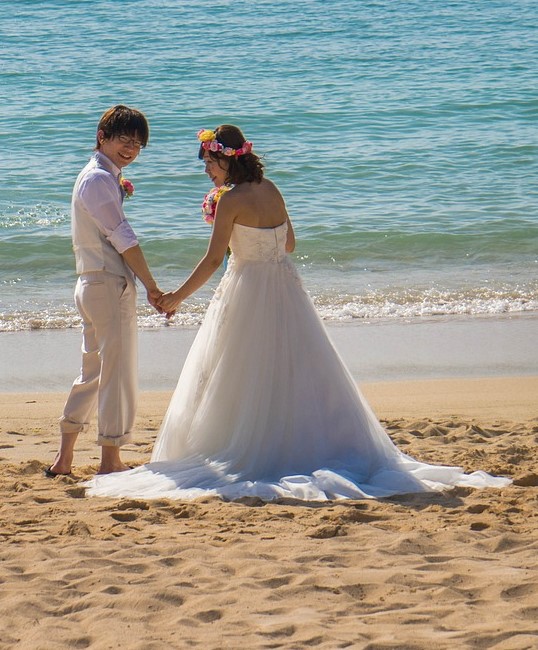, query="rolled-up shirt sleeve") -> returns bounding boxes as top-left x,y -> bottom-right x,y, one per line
78,171 -> 139,253
108,219 -> 139,253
